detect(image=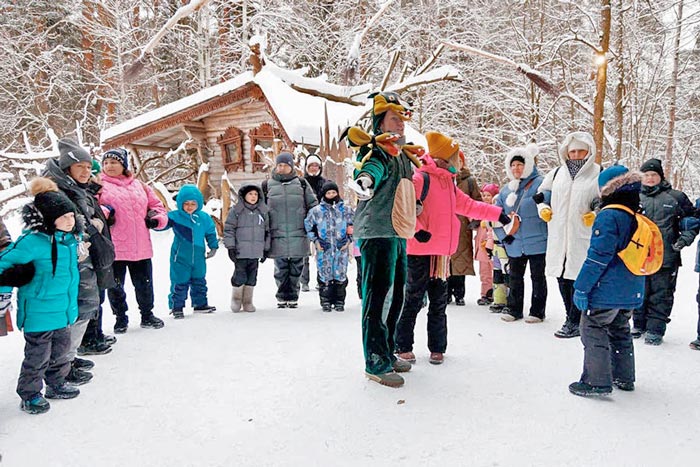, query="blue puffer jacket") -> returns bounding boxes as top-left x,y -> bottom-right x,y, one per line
494,168 -> 548,257
574,208 -> 645,310
166,185 -> 219,283
0,216 -> 79,332
304,199 -> 354,282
